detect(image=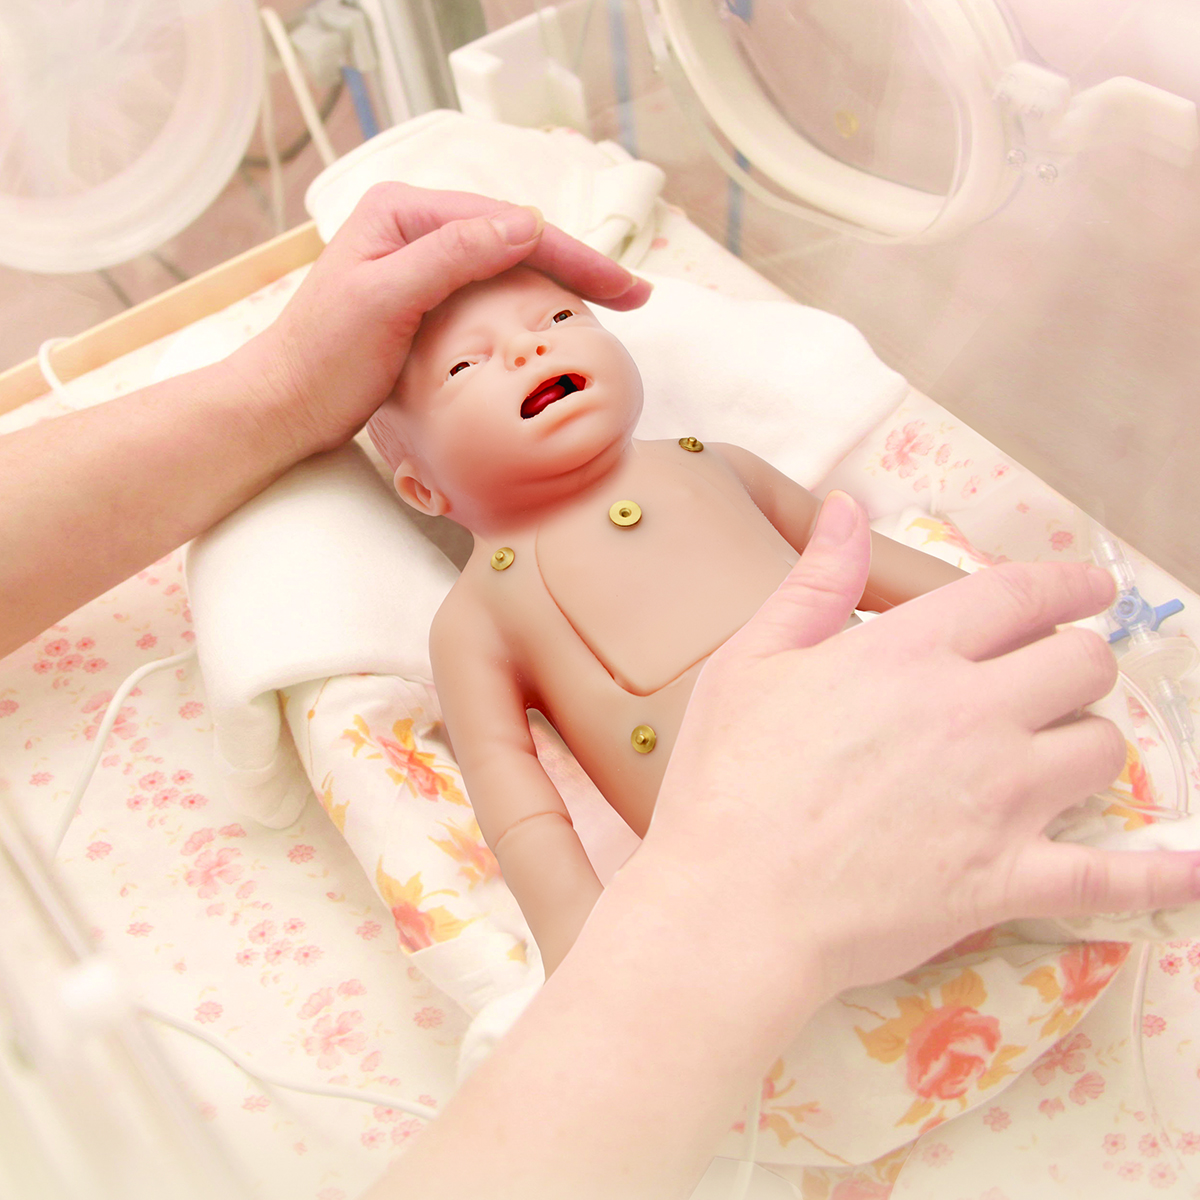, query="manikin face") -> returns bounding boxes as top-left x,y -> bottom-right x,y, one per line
377,267 -> 644,530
